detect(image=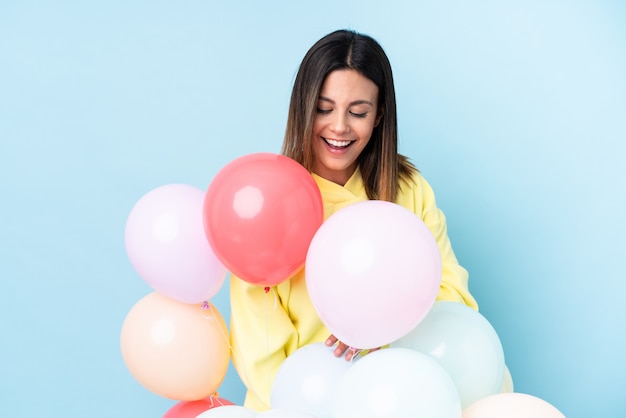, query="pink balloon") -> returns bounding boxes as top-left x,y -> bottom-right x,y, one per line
203,153 -> 323,287
305,200 -> 441,349
462,393 -> 566,418
125,184 -> 228,304
163,396 -> 235,418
